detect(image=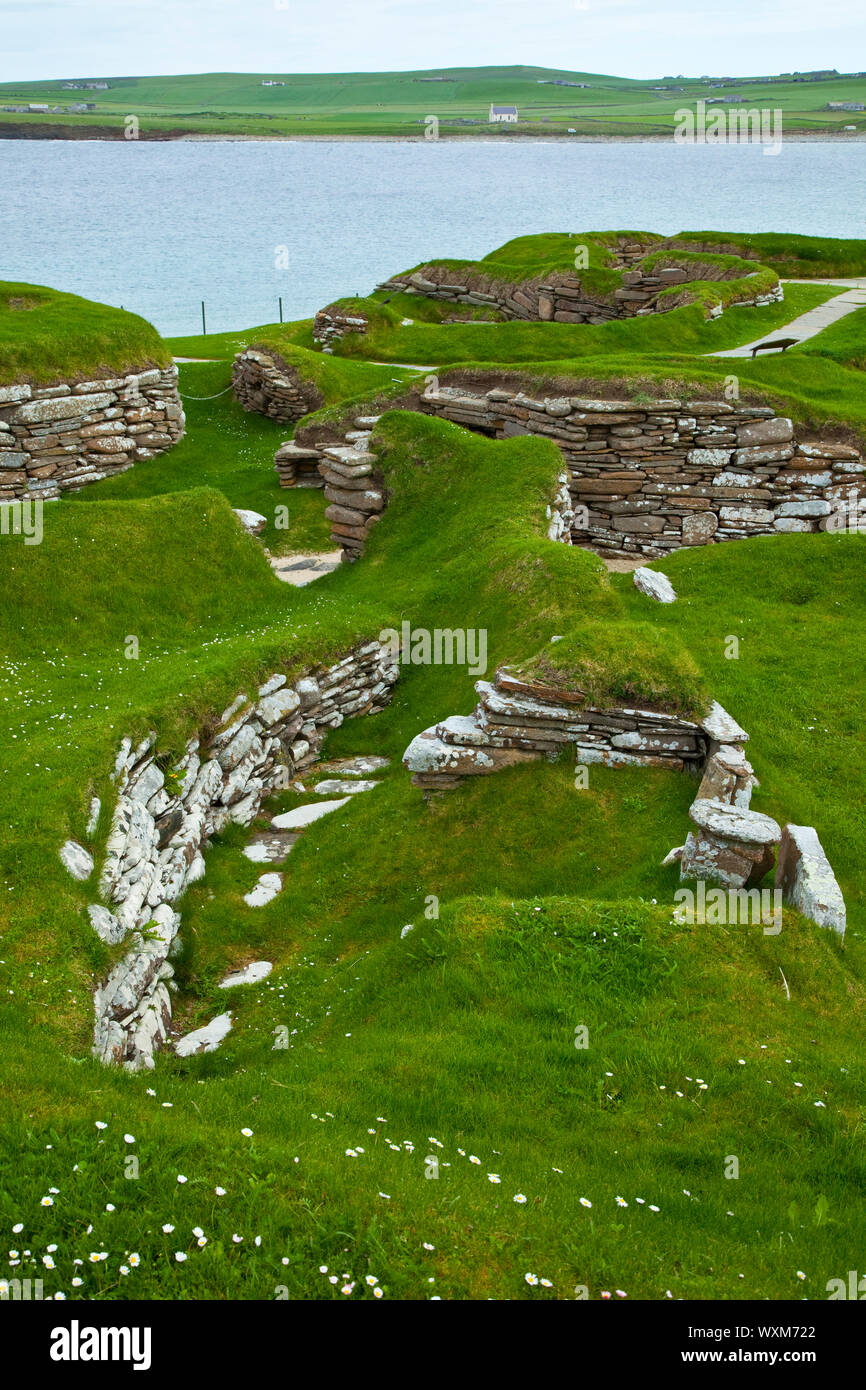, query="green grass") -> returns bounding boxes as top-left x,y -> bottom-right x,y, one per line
166,321 -> 312,361
333,284 -> 839,366
2,503 -> 865,1301
672,230 -> 866,280
2,235 -> 866,1301
797,304 -> 866,367
385,349 -> 866,450
2,66 -> 866,138
0,281 -> 170,386
65,354 -> 412,556
65,362 -> 332,556
242,338 -> 413,402
3,882 -> 862,1301
388,231 -> 791,320
418,229 -> 851,292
